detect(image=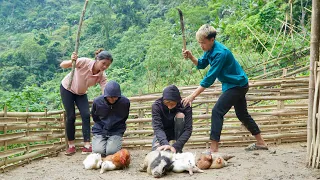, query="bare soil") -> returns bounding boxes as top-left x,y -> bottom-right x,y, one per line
1,143 -> 320,180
